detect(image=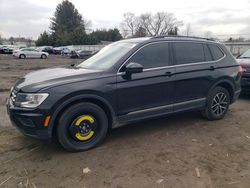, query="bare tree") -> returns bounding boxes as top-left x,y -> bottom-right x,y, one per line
139,12 -> 183,36
85,20 -> 93,33
0,34 -> 2,44
121,12 -> 138,37
186,23 -> 192,36
120,12 -> 182,38
204,31 -> 213,39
